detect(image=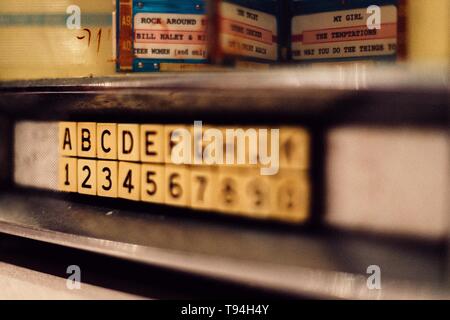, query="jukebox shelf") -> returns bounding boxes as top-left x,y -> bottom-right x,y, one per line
0,191 -> 448,299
